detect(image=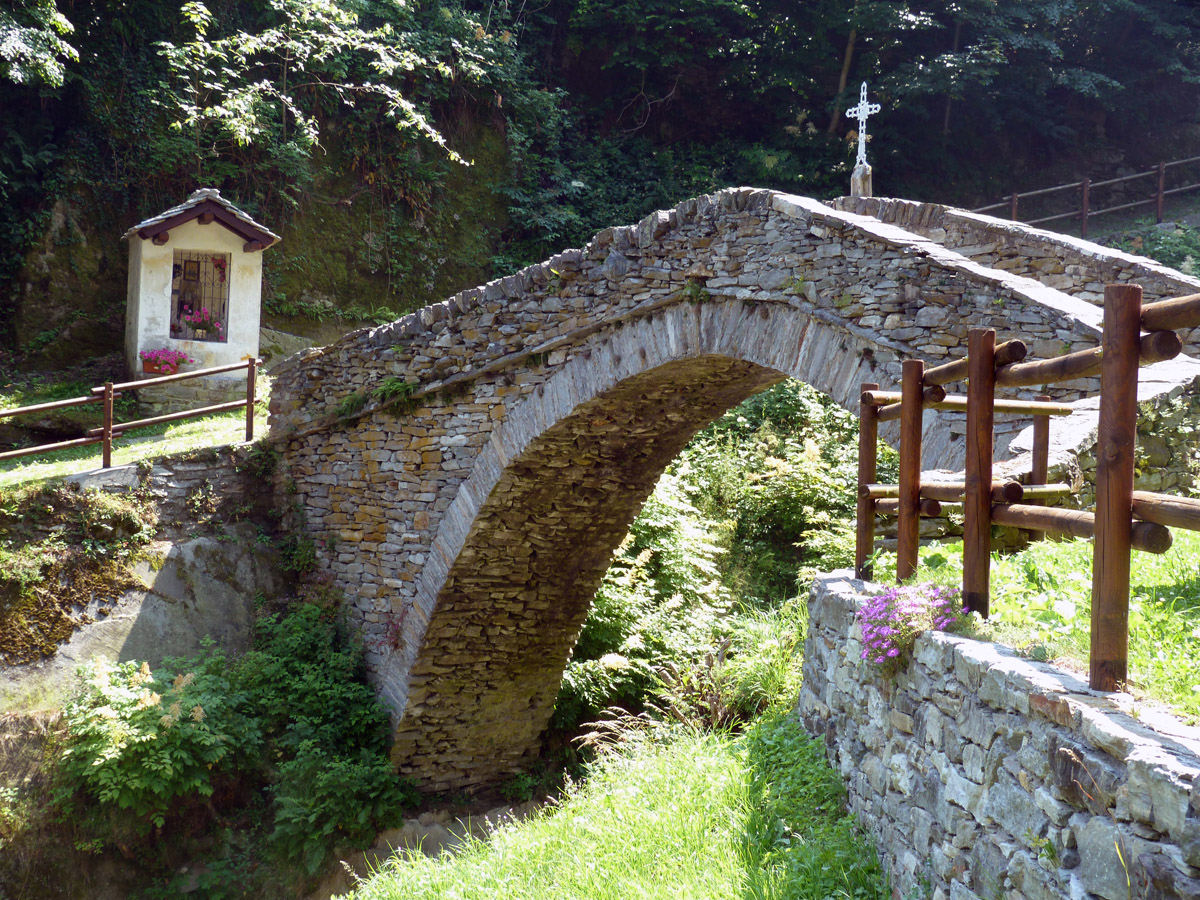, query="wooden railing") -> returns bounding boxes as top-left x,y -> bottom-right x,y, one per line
972,155 -> 1200,238
0,358 -> 261,470
855,285 -> 1200,691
